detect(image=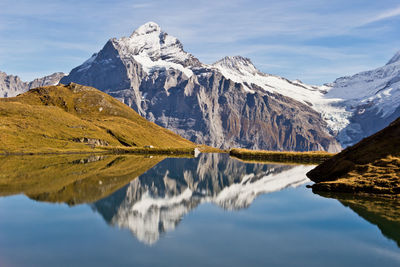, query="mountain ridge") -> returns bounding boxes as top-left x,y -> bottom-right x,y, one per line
0,71 -> 65,98
3,22 -> 397,151
60,22 -> 341,152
